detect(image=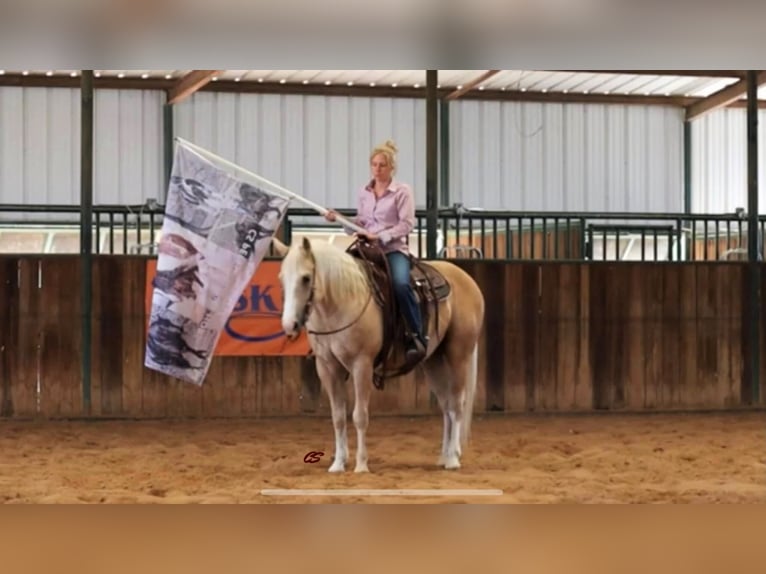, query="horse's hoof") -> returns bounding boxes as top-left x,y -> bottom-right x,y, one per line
443,456 -> 461,470
354,464 -> 370,473
328,462 -> 346,473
